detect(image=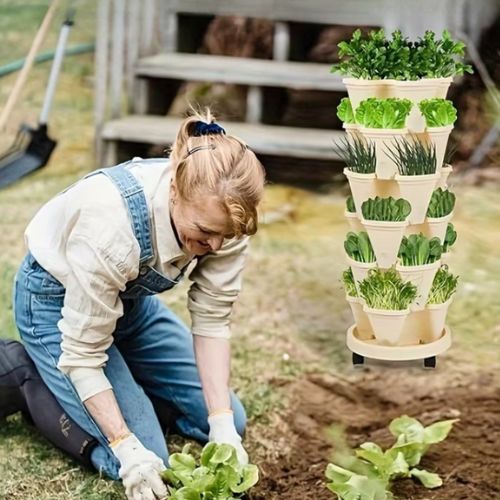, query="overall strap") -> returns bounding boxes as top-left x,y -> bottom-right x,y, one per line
99,163 -> 154,264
